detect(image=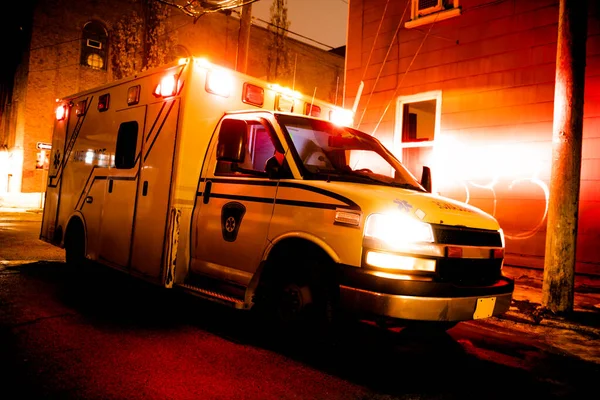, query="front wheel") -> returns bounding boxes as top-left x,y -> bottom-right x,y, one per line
255,256 -> 343,344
